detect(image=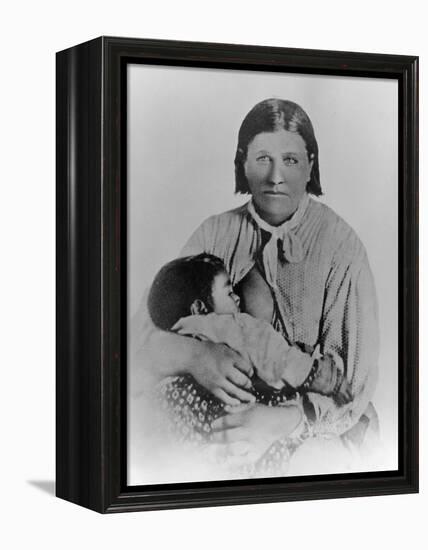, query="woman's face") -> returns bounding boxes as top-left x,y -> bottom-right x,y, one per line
244,129 -> 313,226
